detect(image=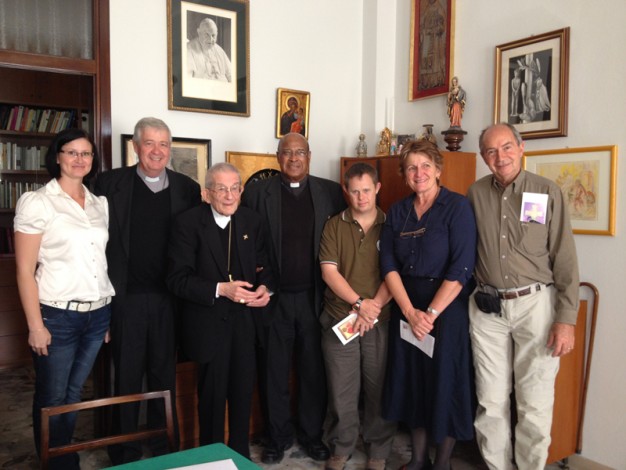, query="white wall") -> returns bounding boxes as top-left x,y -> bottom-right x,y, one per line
111,1 -> 625,467
110,0 -> 364,181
